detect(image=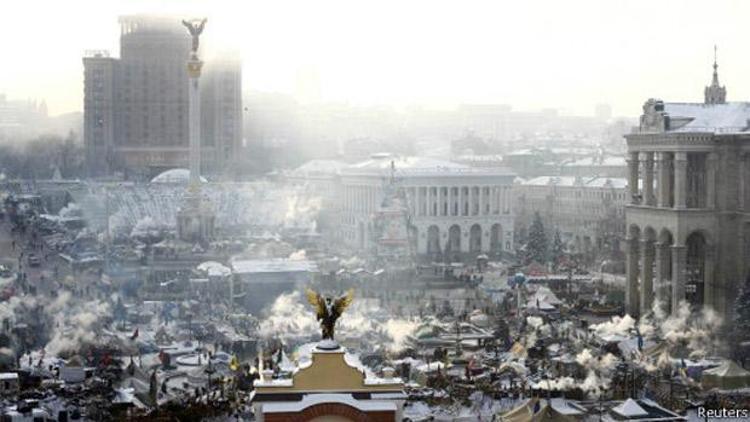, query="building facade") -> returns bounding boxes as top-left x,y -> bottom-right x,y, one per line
251,343 -> 405,421
337,155 -> 516,261
514,176 -> 627,259
624,59 -> 748,318
83,15 -> 241,179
